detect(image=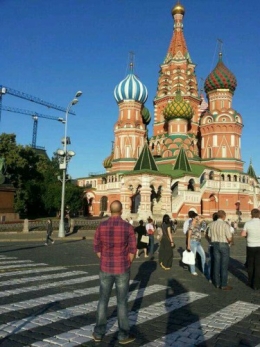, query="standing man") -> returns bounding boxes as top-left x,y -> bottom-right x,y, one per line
241,208 -> 260,290
93,200 -> 136,344
207,210 -> 233,290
